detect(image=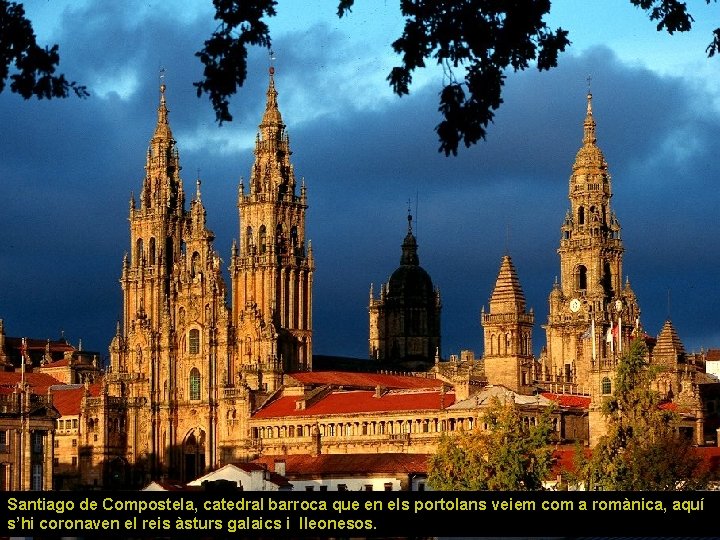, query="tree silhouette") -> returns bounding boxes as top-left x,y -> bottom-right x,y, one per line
0,1 -> 87,100
3,0 -> 718,155
195,0 -> 719,156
